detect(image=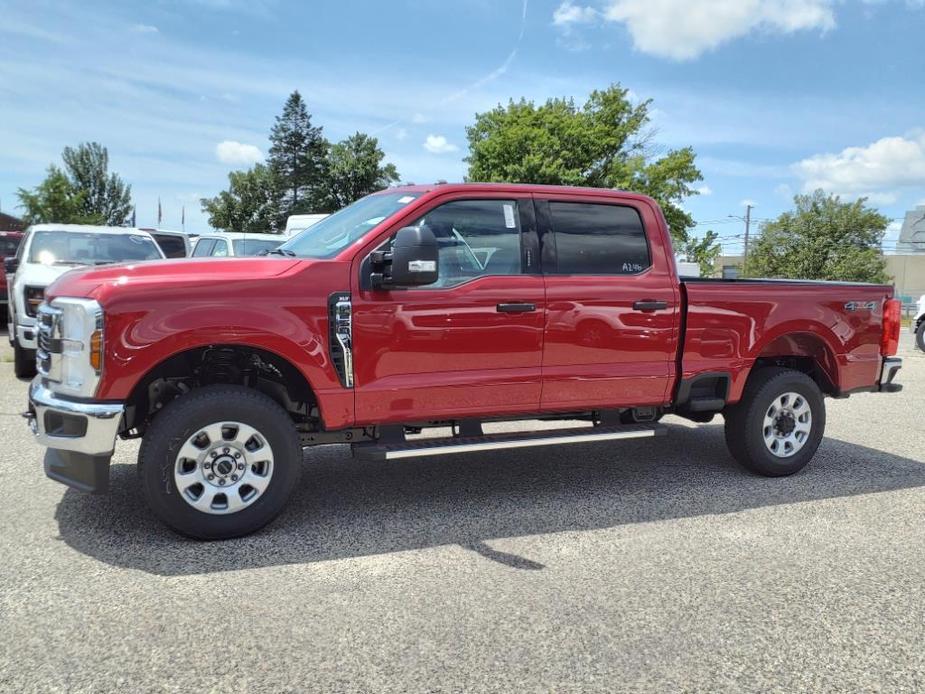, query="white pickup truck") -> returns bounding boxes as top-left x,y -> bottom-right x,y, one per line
5,224 -> 164,377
